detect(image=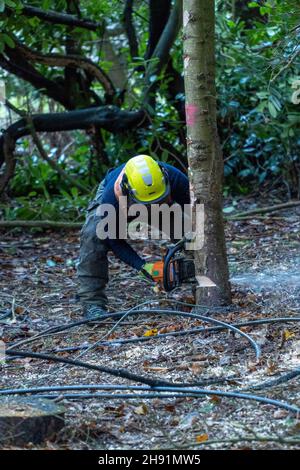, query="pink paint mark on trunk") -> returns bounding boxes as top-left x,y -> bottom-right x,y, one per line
186,103 -> 198,127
